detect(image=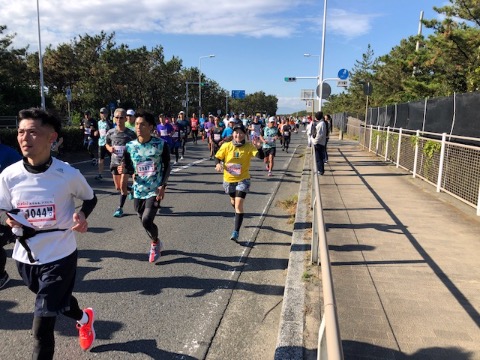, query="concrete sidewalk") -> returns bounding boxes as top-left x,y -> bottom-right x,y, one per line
317,138 -> 480,359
